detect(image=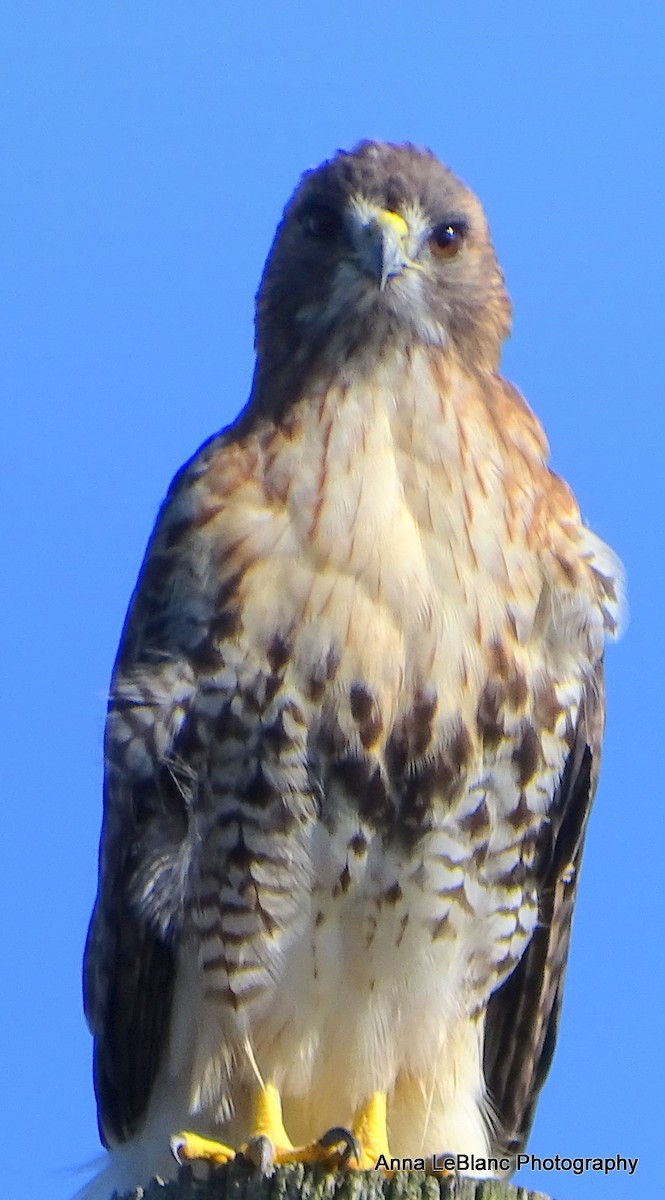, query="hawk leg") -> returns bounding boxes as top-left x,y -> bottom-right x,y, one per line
171,1086 -> 391,1173
345,1090 -> 391,1168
